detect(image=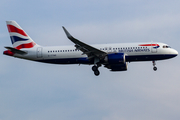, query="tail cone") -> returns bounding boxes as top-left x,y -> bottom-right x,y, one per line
3,50 -> 14,56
